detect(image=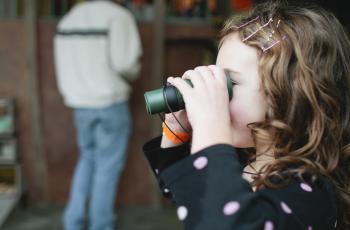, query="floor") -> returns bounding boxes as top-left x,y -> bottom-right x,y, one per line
1,205 -> 183,230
